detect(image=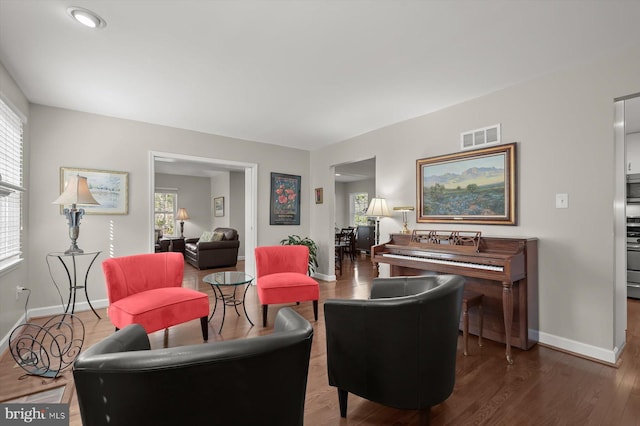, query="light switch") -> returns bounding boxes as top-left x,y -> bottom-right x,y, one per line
556,193 -> 568,209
